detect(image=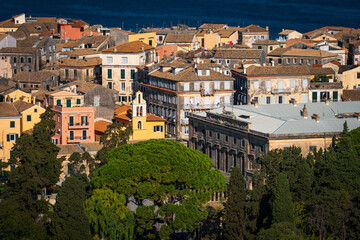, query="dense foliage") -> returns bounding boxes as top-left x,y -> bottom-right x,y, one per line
50,174 -> 91,240
0,106 -> 63,240
87,139 -> 226,239
243,122 -> 360,240
223,167 -> 246,240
